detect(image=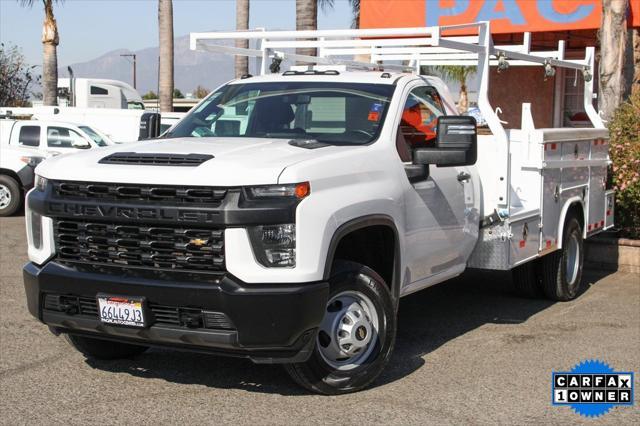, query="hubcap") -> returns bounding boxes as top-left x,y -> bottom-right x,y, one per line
0,184 -> 11,209
317,290 -> 379,371
565,233 -> 580,286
